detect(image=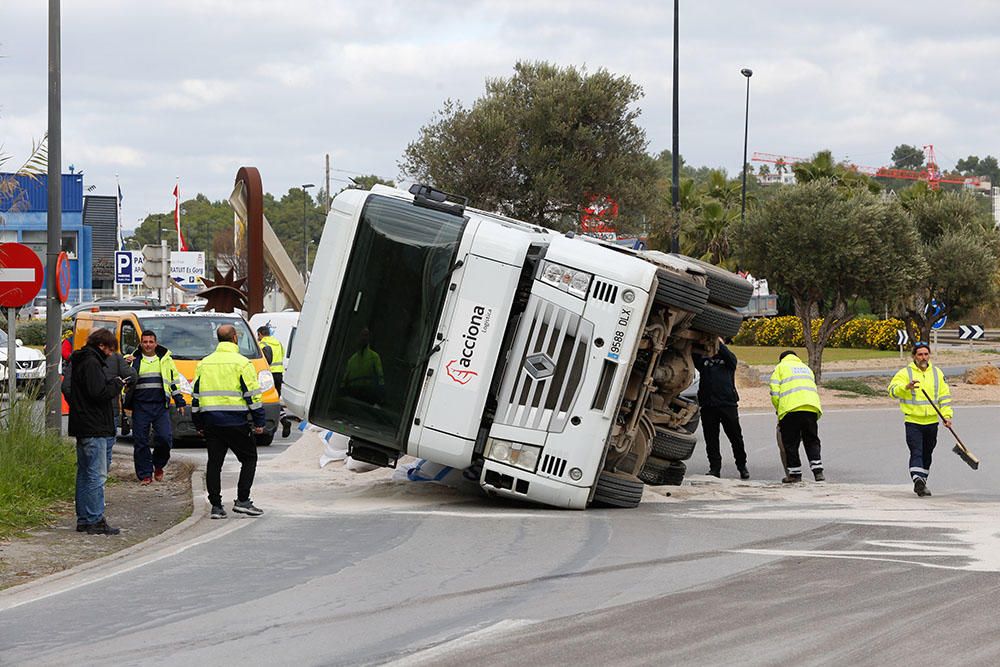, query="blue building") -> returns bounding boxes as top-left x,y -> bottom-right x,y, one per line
0,172 -> 117,303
